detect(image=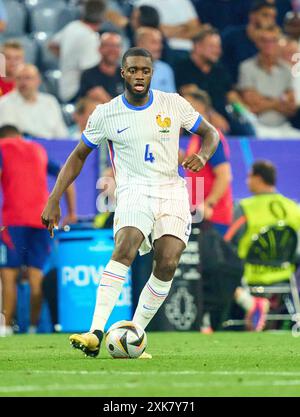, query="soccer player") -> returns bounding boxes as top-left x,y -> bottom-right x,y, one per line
41,47 -> 219,358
